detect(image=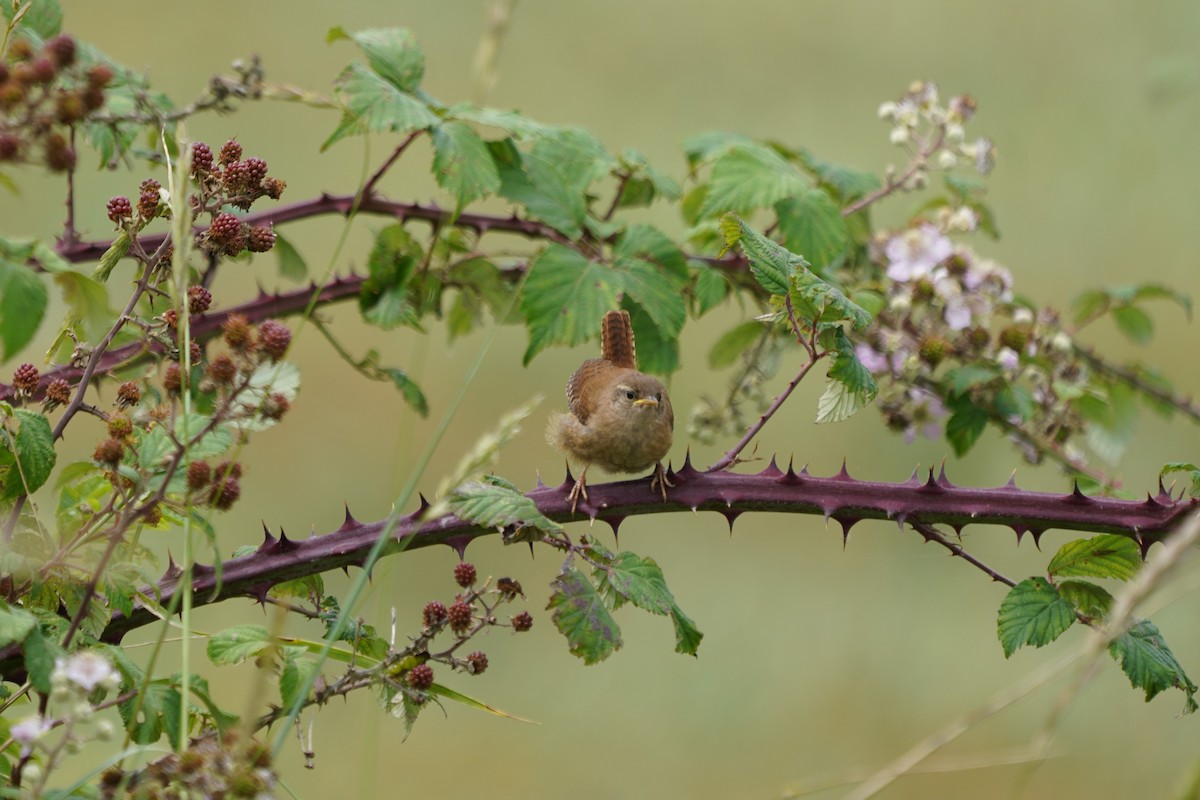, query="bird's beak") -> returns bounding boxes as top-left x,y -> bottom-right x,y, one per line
632,397 -> 658,408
